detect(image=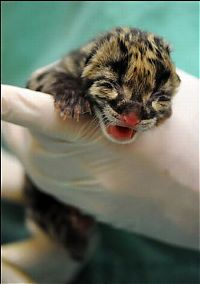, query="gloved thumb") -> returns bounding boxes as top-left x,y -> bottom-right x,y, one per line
1,84 -> 96,142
